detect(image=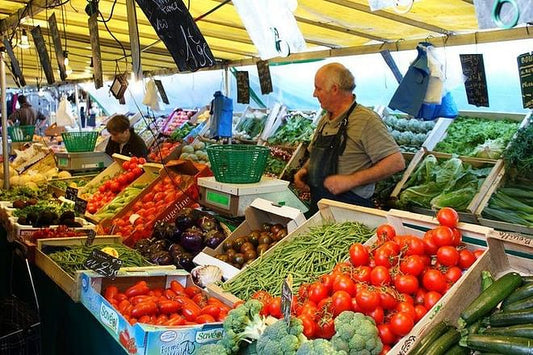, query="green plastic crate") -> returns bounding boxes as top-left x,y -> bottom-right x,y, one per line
207,144 -> 270,184
61,131 -> 98,152
7,125 -> 35,142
